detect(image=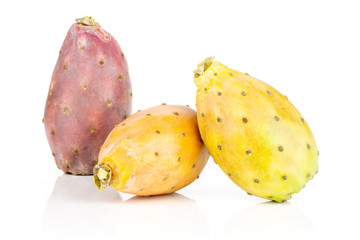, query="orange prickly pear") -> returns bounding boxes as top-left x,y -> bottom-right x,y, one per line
194,57 -> 318,202
44,16 -> 132,175
94,105 -> 209,196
